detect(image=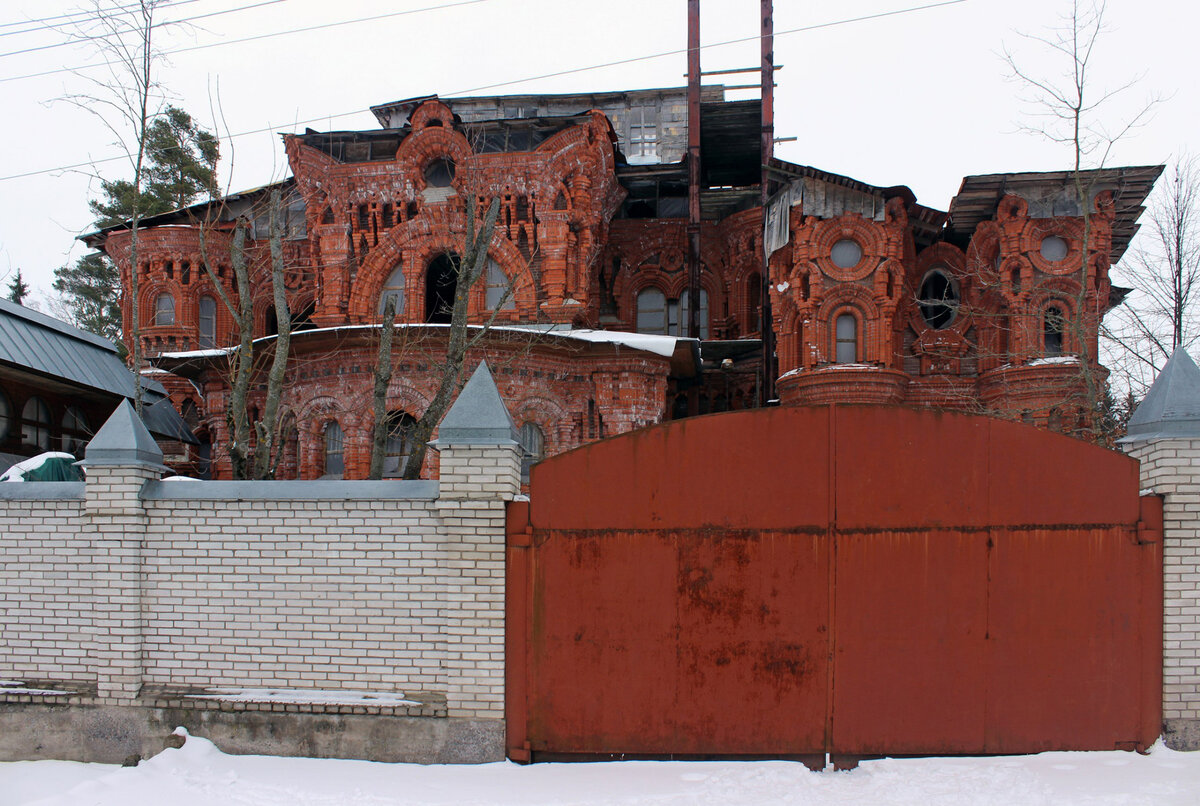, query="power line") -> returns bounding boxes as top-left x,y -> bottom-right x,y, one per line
0,0 -> 969,183
0,0 -> 490,81
0,0 -> 200,36
0,0 -> 290,59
